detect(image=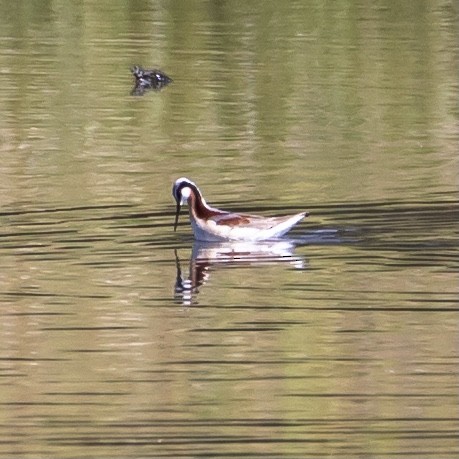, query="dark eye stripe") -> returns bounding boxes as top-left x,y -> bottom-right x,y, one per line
173,179 -> 199,203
